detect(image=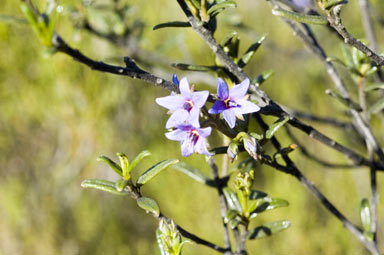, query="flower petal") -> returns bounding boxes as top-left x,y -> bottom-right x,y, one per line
229,79 -> 249,100
195,137 -> 213,156
233,100 -> 260,115
192,91 -> 209,108
217,78 -> 229,99
156,95 -> 185,110
165,129 -> 187,142
181,139 -> 194,157
179,77 -> 191,99
223,109 -> 236,128
172,74 -> 180,86
166,110 -> 189,129
208,101 -> 227,114
198,127 -> 212,138
188,108 -> 201,128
